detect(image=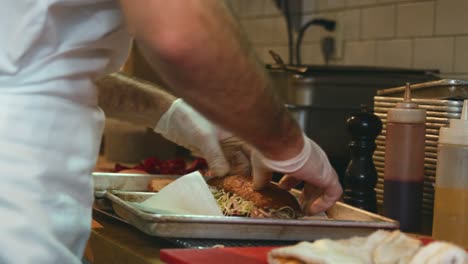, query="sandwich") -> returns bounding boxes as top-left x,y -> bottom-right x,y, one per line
208,174 -> 302,219
148,174 -> 302,219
